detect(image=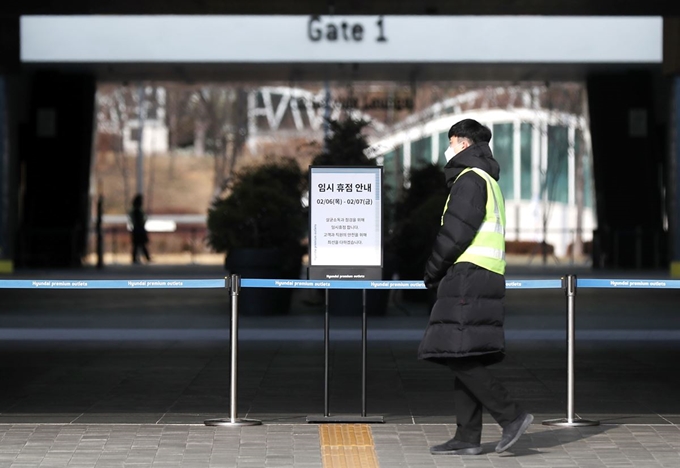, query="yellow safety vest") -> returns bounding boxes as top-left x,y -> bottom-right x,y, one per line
441,167 -> 506,275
